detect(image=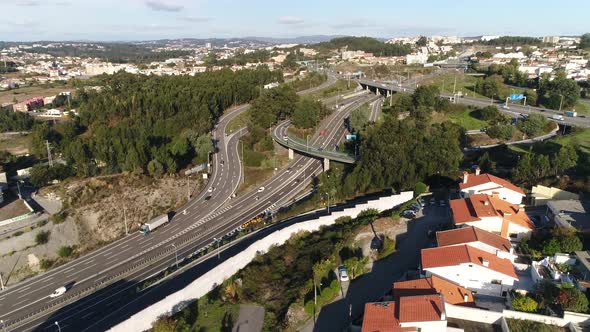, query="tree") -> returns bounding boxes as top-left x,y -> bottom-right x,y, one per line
486,124 -> 514,140
35,230 -> 51,245
539,71 -> 580,110
557,287 -> 589,313
580,33 -> 590,49
282,52 -> 298,70
194,134 -> 213,164
58,246 -> 73,258
416,36 -> 427,47
518,113 -> 548,137
480,75 -> 506,98
542,238 -> 560,255
552,145 -> 578,175
559,234 -> 583,253
478,152 -> 496,173
412,85 -> 440,109
147,159 -> 164,178
292,98 -> 323,129
474,105 -> 502,121
349,106 -> 371,133
512,295 -> 539,313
